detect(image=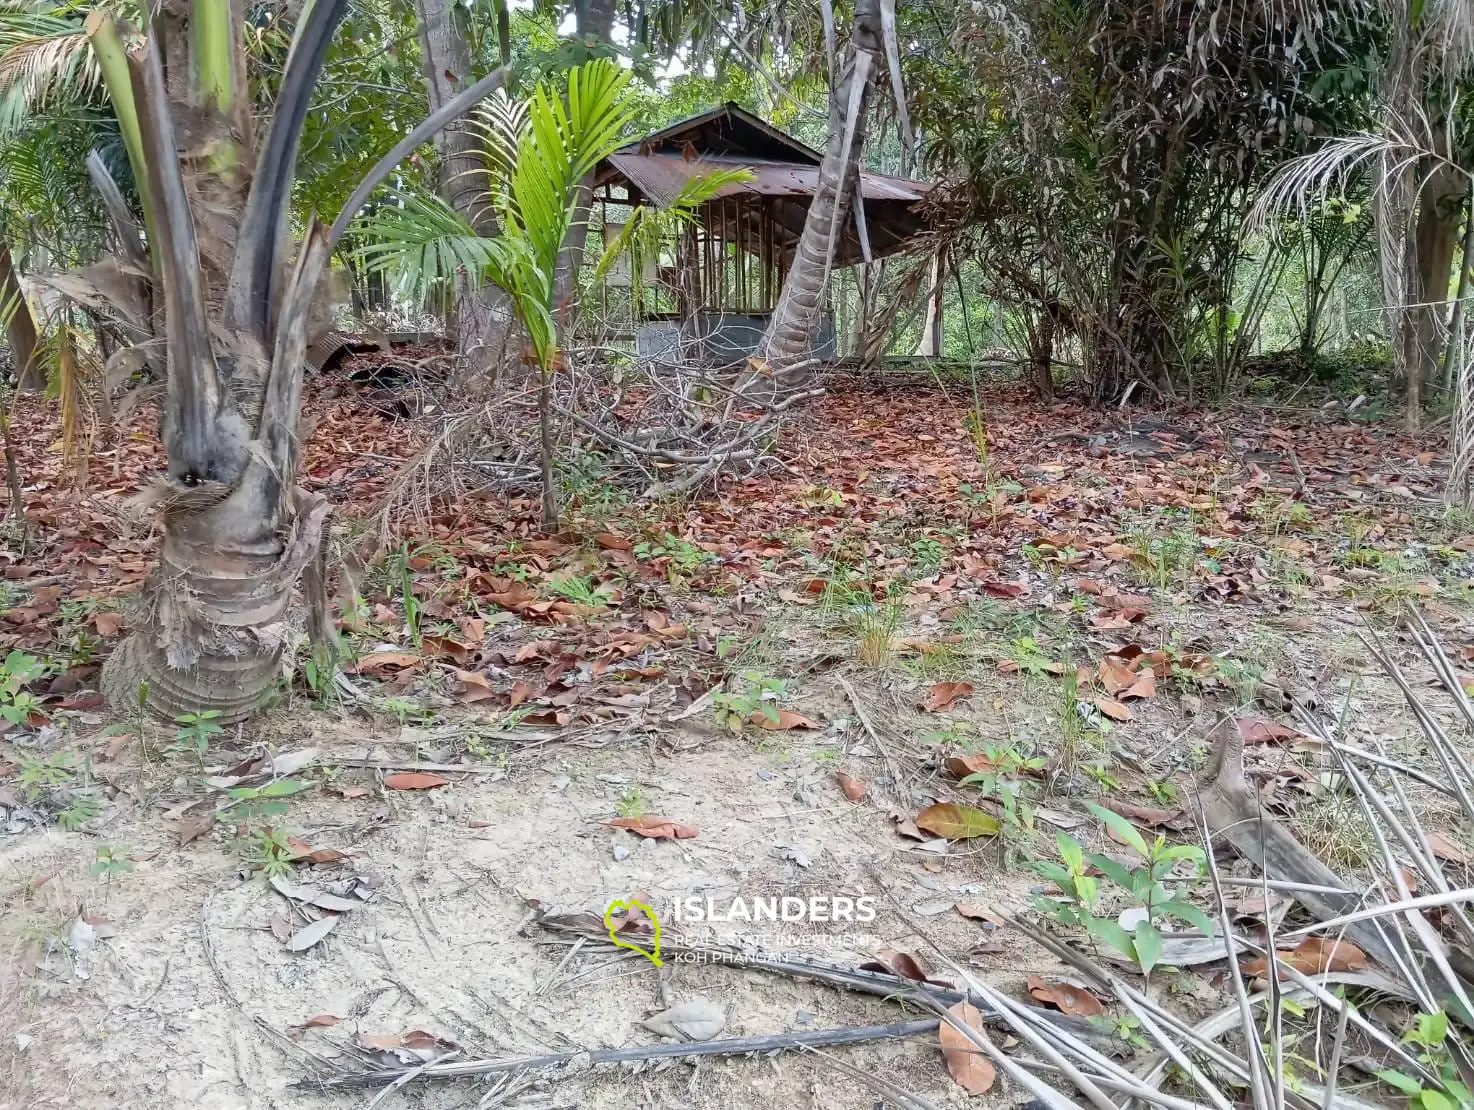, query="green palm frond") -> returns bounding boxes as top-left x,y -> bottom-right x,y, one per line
468,88 -> 529,181
0,20 -> 100,134
509,57 -> 636,281
353,59 -> 637,371
352,189 -> 506,309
